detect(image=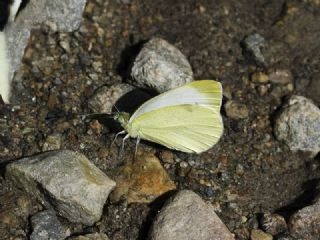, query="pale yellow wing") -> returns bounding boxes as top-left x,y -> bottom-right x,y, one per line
129,80 -> 222,121
128,105 -> 223,153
